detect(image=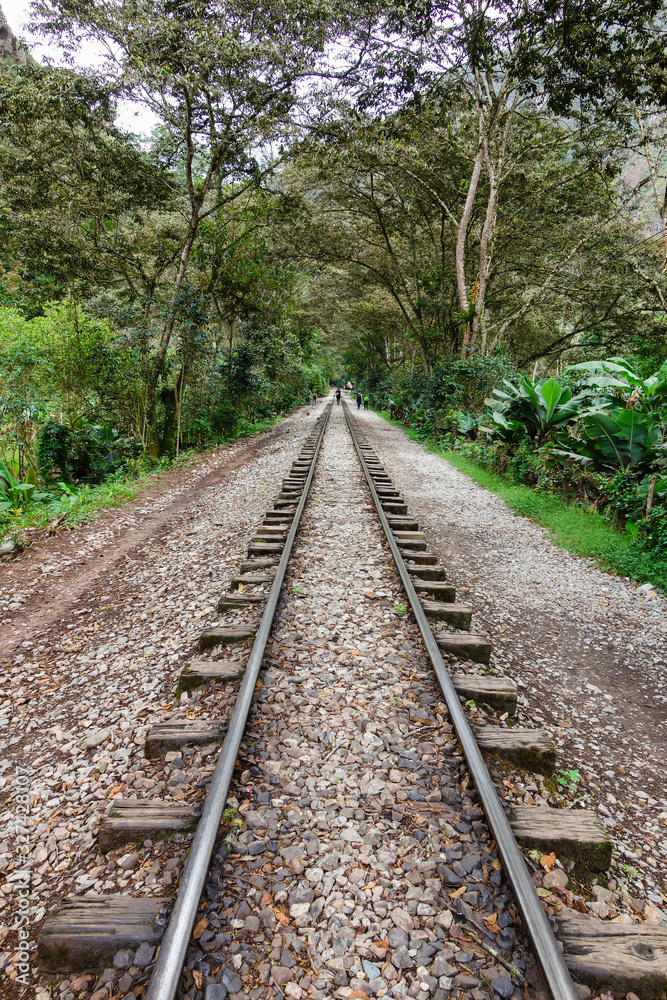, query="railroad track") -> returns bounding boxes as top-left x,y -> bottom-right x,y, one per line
34,399 -> 667,1000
